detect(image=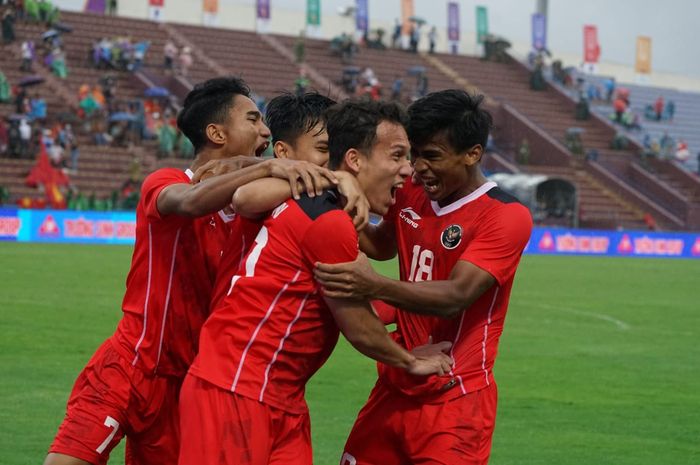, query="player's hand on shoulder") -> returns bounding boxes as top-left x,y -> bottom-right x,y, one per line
314,252 -> 378,300
334,171 -> 369,231
267,159 -> 338,200
191,156 -> 260,183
